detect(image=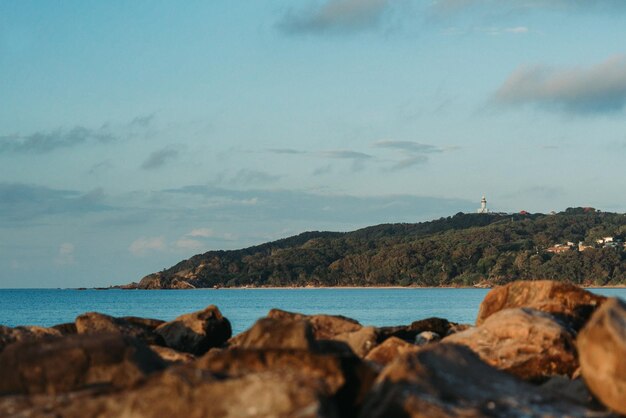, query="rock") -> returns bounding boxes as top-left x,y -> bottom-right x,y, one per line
577,297 -> 626,415
49,367 -> 340,418
360,343 -> 613,418
377,317 -> 455,343
76,312 -> 165,345
229,317 -> 317,350
332,326 -> 379,357
268,309 -> 362,339
138,273 -> 164,289
170,279 -> 196,289
149,345 -> 195,364
0,333 -> 166,395
540,376 -> 599,409
196,348 -> 377,415
414,331 -> 440,346
477,280 -> 605,329
0,325 -> 61,352
444,307 -> 578,381
51,322 -> 77,335
155,305 -> 231,355
364,337 -> 420,366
